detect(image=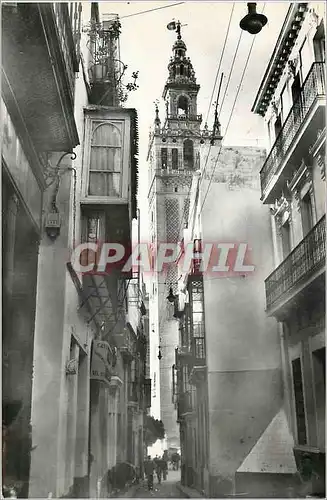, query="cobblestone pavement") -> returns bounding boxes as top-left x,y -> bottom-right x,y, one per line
133,470 -> 186,498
